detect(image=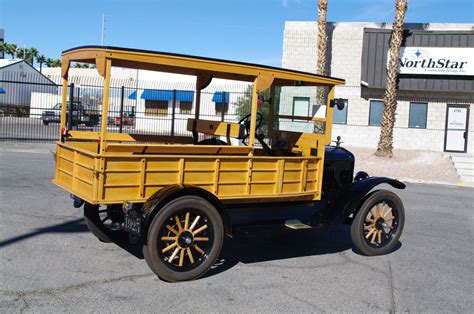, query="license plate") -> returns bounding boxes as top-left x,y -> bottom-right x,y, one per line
124,211 -> 142,236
